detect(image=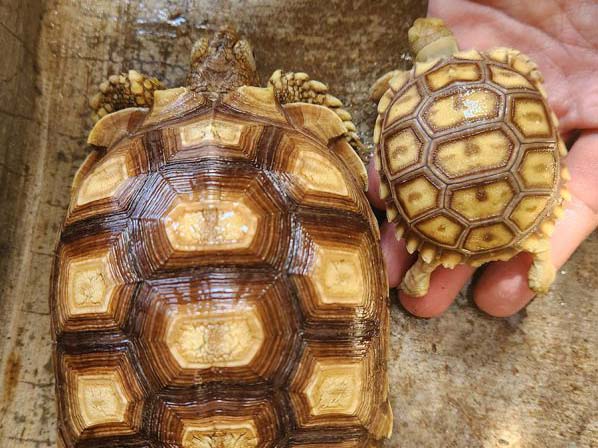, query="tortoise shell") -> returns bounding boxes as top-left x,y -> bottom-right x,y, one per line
52,86 -> 392,447
374,48 -> 567,265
